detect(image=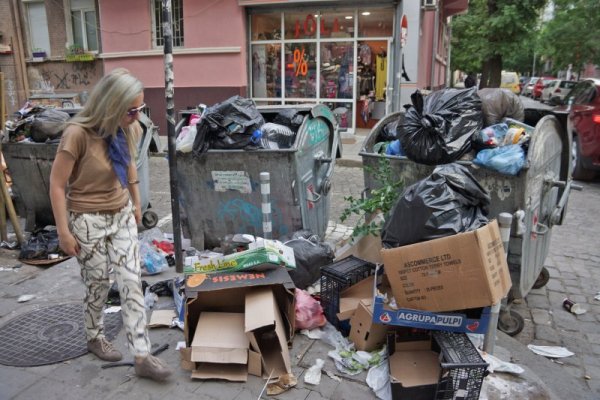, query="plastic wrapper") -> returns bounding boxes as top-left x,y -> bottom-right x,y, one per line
385,140 -> 404,156
304,358 -> 325,385
273,109 -> 304,132
30,109 -> 70,143
381,163 -> 490,248
139,241 -> 169,275
295,289 -> 326,330
176,125 -> 197,153
474,123 -> 509,149
473,144 -> 526,176
478,88 -> 525,127
367,359 -> 392,400
400,88 -> 482,165
260,122 -> 296,149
